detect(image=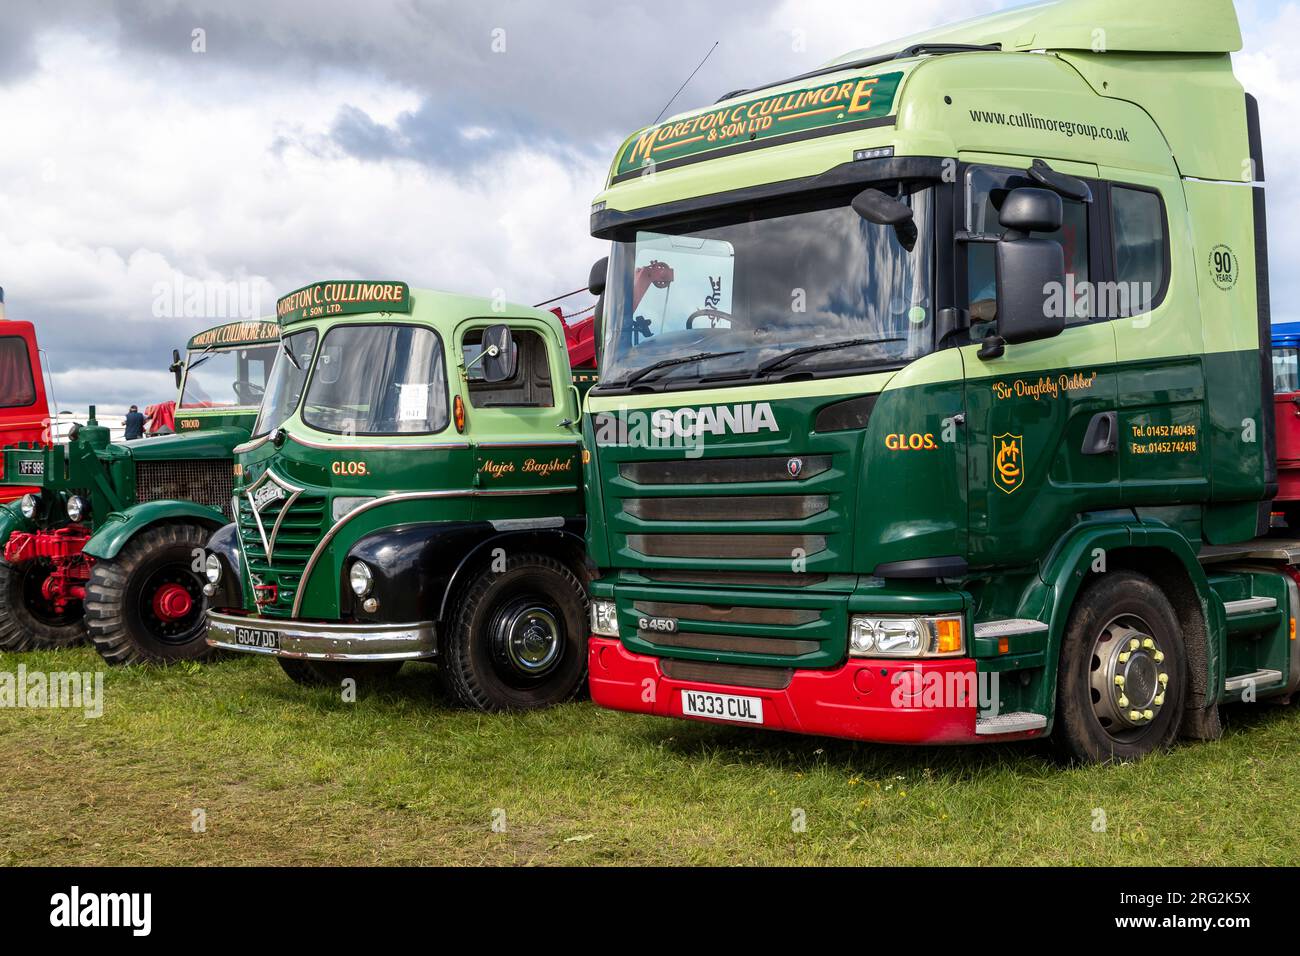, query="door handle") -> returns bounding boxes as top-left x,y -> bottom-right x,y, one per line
1082,411 -> 1117,456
